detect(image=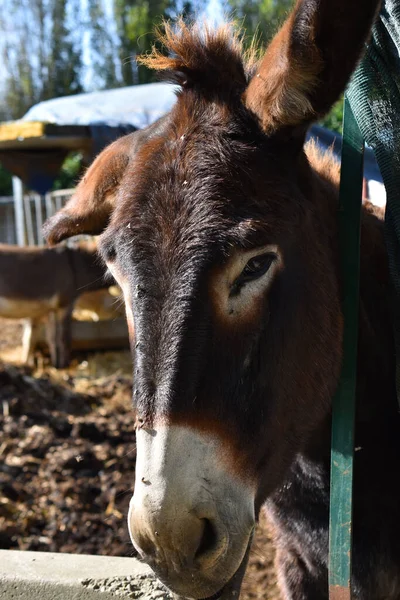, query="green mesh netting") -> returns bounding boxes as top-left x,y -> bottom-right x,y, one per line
346,0 -> 400,401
